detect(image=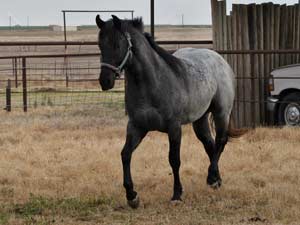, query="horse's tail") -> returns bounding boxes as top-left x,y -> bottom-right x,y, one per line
228,114 -> 248,138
